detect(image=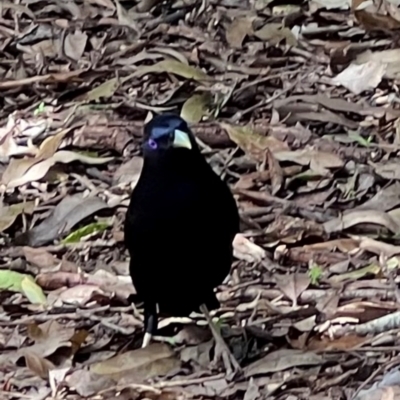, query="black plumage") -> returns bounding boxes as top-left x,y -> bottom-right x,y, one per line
124,114 -> 240,372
